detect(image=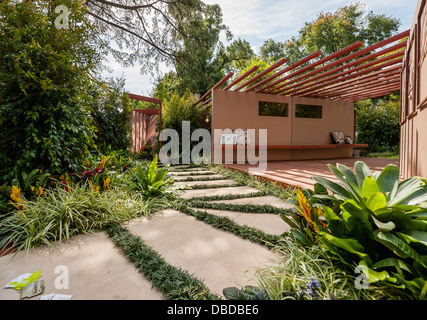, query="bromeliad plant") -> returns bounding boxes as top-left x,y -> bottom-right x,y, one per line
281,188 -> 325,246
121,156 -> 173,197
308,161 -> 427,299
